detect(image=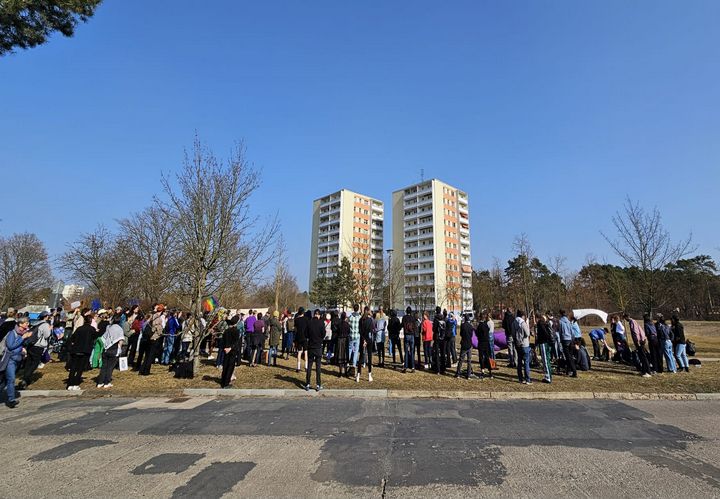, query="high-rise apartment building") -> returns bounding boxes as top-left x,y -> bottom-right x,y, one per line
309,189 -> 384,303
392,179 -> 472,312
